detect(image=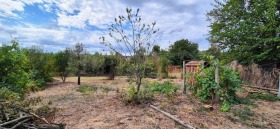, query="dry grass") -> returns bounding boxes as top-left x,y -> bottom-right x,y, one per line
29,76 -> 280,129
